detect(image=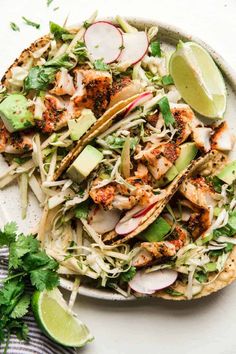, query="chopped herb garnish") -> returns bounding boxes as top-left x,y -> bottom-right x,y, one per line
165,288 -> 184,296
162,74 -> 174,86
75,200 -> 90,219
120,267 -> 136,282
194,271 -> 207,283
47,0 -> 54,6
10,22 -> 20,32
22,17 -> 40,29
49,21 -> 70,41
24,66 -> 56,92
83,21 -> 91,29
44,53 -> 75,69
157,96 -> 175,126
94,59 -> 109,71
150,40 -> 161,57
